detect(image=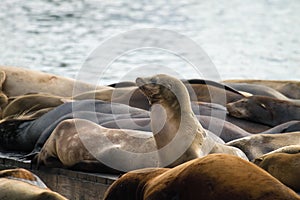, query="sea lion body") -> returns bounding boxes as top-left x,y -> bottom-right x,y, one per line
103,168 -> 169,200
34,74 -> 247,172
143,154 -> 300,200
0,100 -> 149,152
223,79 -> 300,99
0,66 -> 109,97
254,150 -> 300,192
227,132 -> 300,160
227,95 -> 300,126
0,168 -> 68,200
226,83 -> 291,100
